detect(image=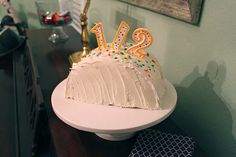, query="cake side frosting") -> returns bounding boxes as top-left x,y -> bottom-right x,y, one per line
65,43 -> 166,110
